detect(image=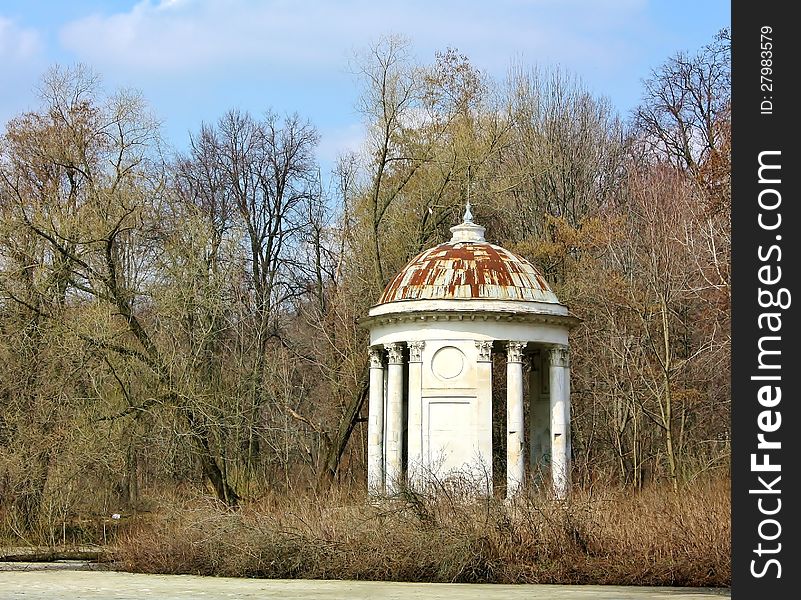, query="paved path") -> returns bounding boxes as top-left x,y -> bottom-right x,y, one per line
0,564 -> 730,599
